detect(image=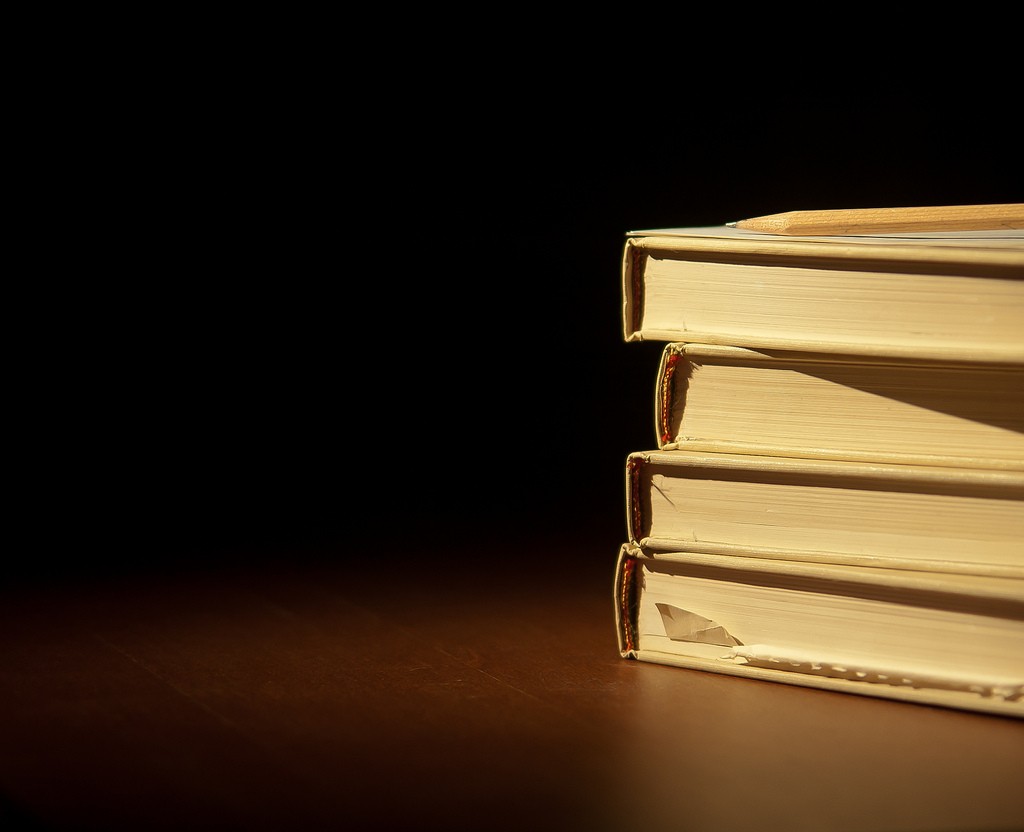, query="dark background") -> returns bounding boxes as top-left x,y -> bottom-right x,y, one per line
9,35 -> 1024,832
33,95 -> 1023,586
